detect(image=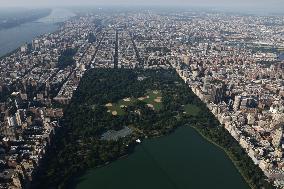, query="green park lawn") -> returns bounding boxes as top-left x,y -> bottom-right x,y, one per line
184,104 -> 200,116
142,90 -> 163,110
105,90 -> 163,115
